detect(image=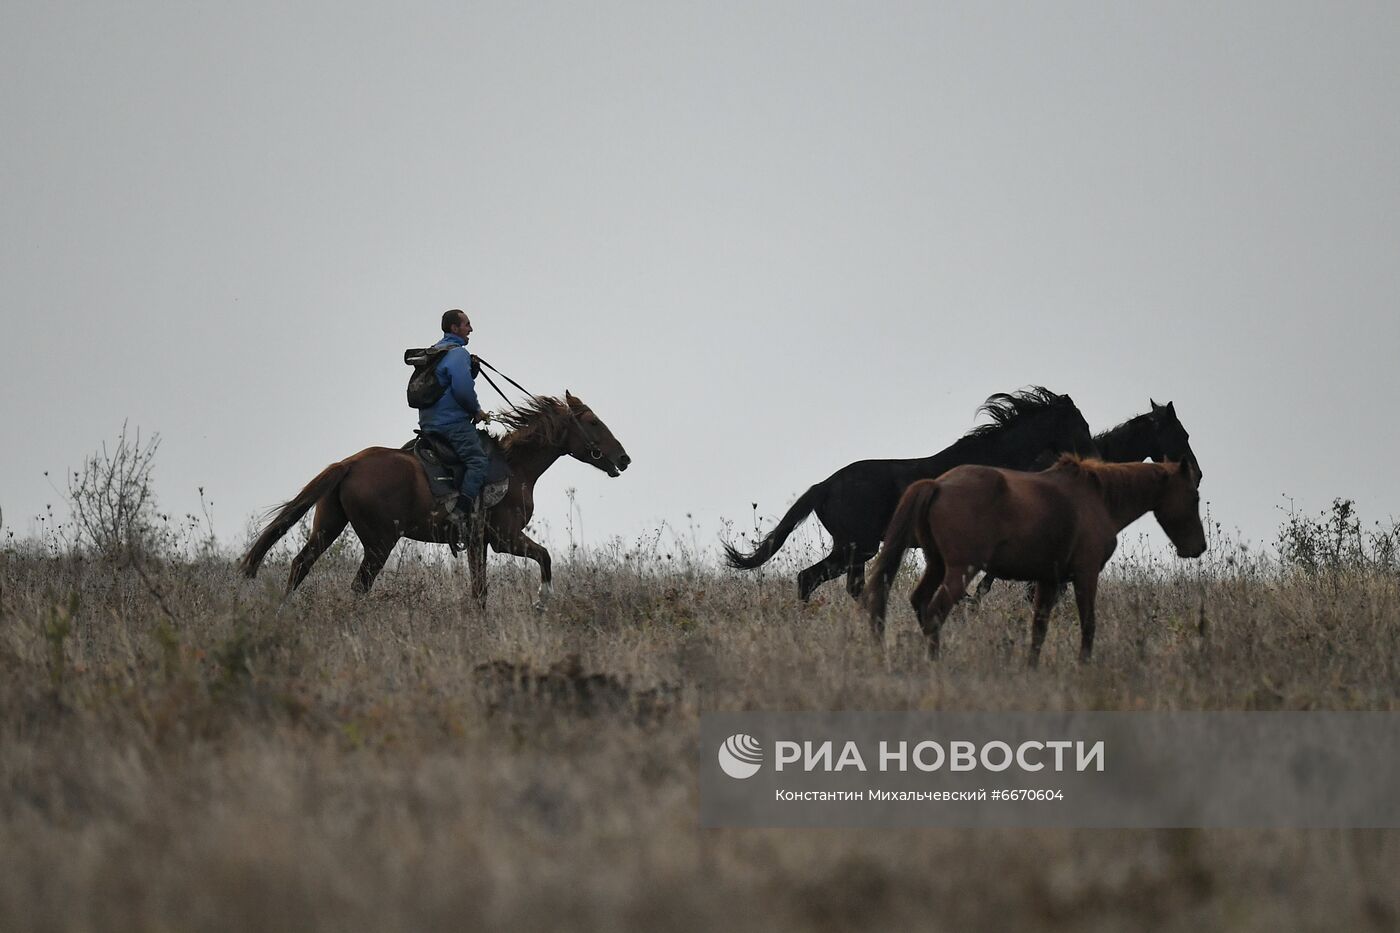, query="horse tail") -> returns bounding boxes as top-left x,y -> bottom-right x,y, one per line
237,461 -> 352,578
722,484 -> 825,570
864,480 -> 939,626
